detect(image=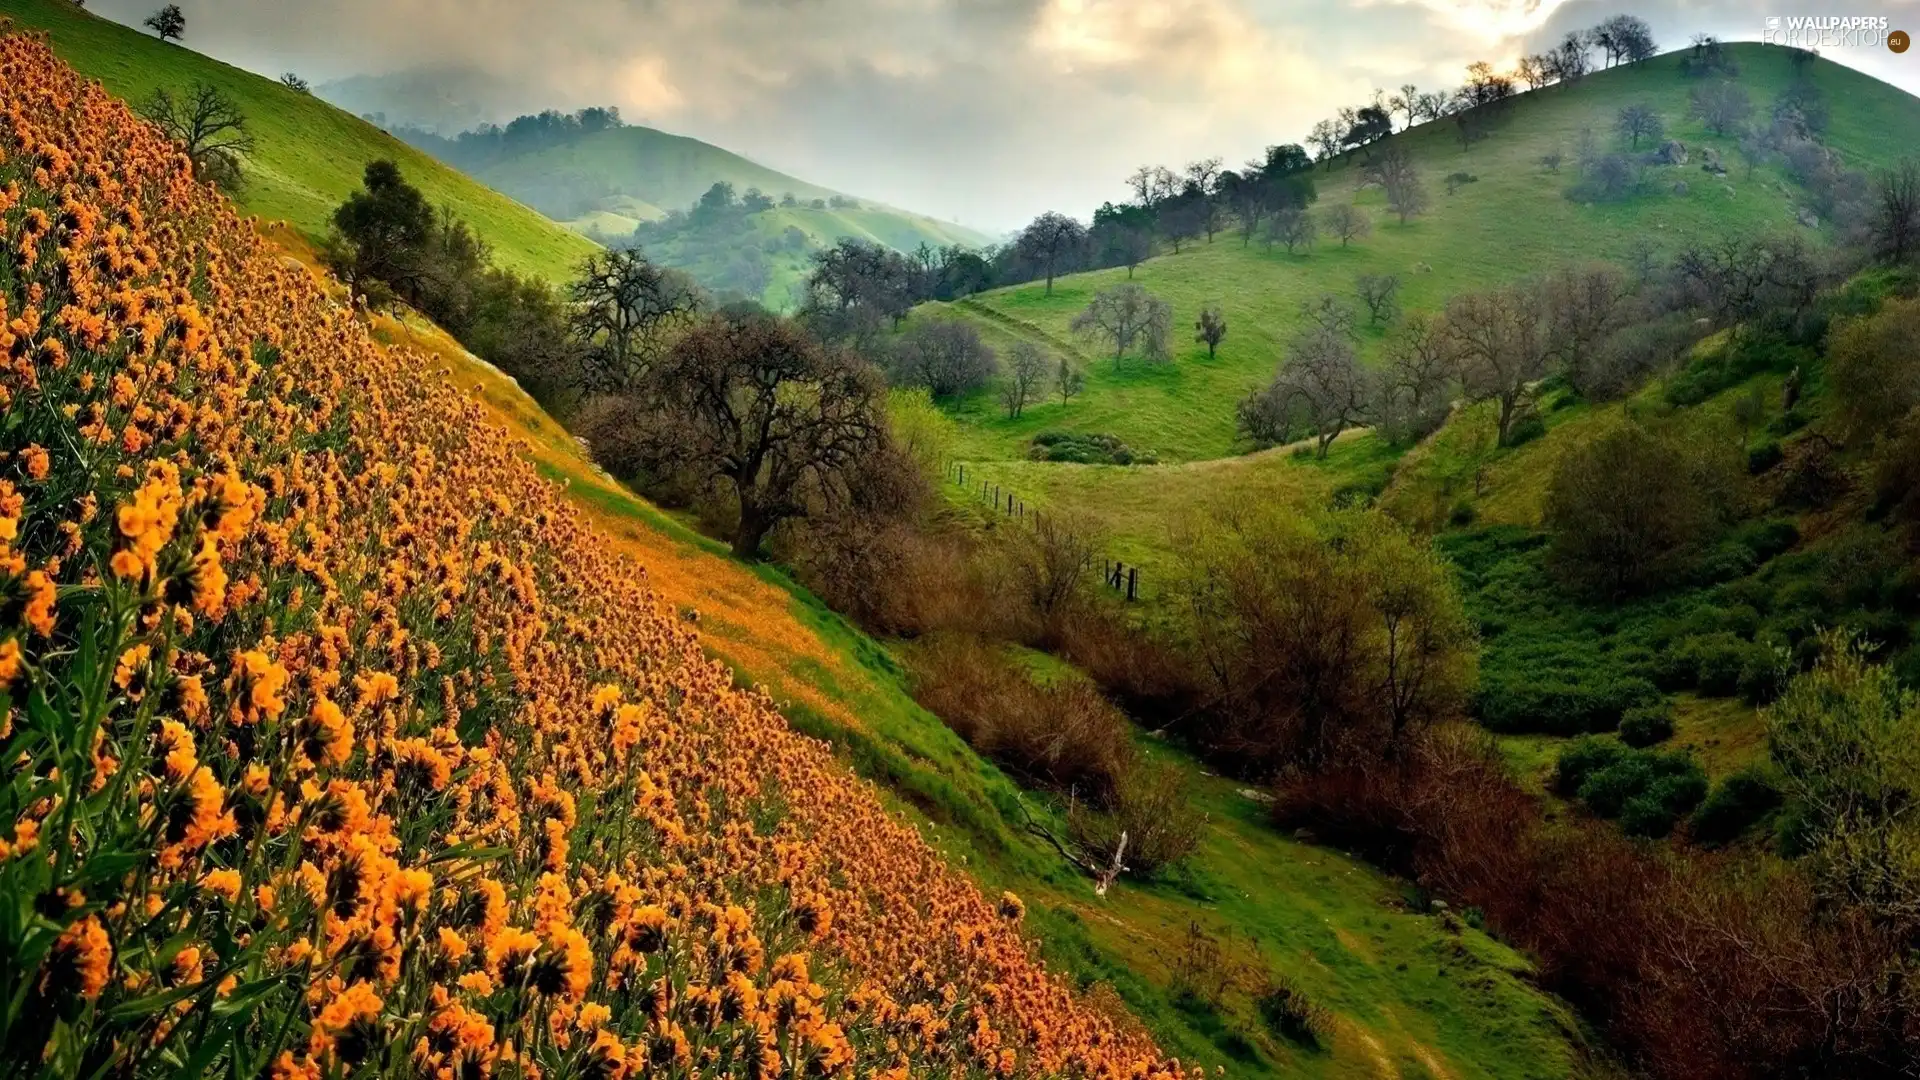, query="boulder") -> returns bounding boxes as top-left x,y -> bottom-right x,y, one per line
1796,206 -> 1820,228
1673,180 -> 1690,196
1700,147 -> 1727,176
1655,140 -> 1689,165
